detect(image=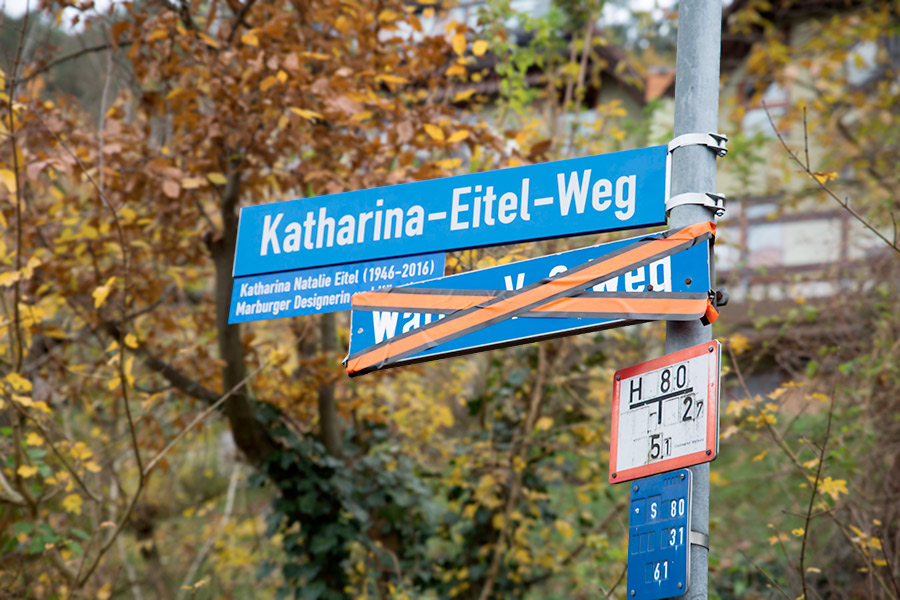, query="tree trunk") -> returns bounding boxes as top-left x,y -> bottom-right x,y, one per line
317,312 -> 342,457
208,158 -> 279,465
